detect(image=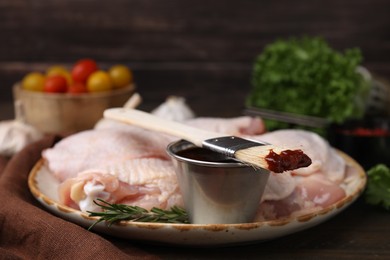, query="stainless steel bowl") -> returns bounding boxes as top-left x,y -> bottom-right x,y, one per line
167,140 -> 270,224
